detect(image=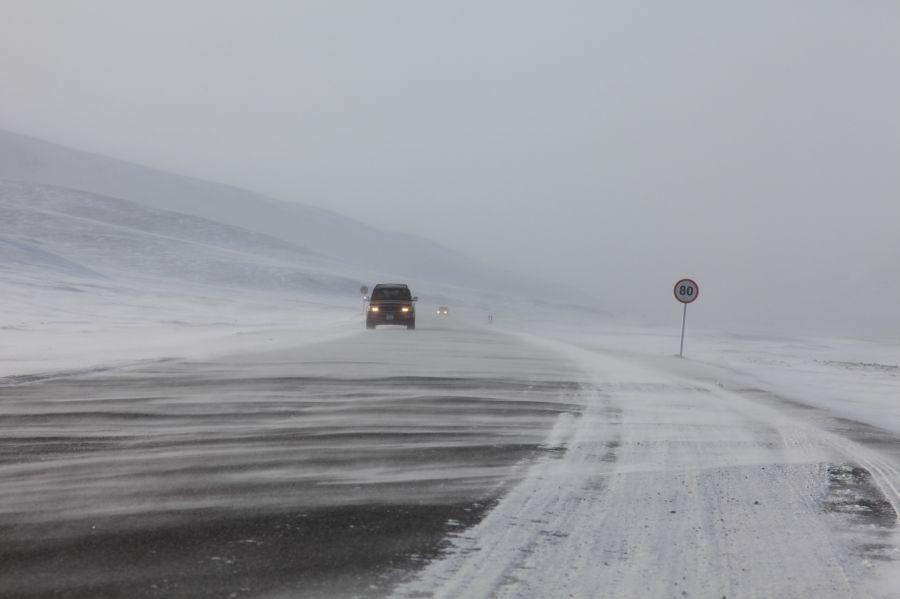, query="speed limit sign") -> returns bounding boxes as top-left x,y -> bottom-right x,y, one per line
674,278 -> 699,357
674,279 -> 699,304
